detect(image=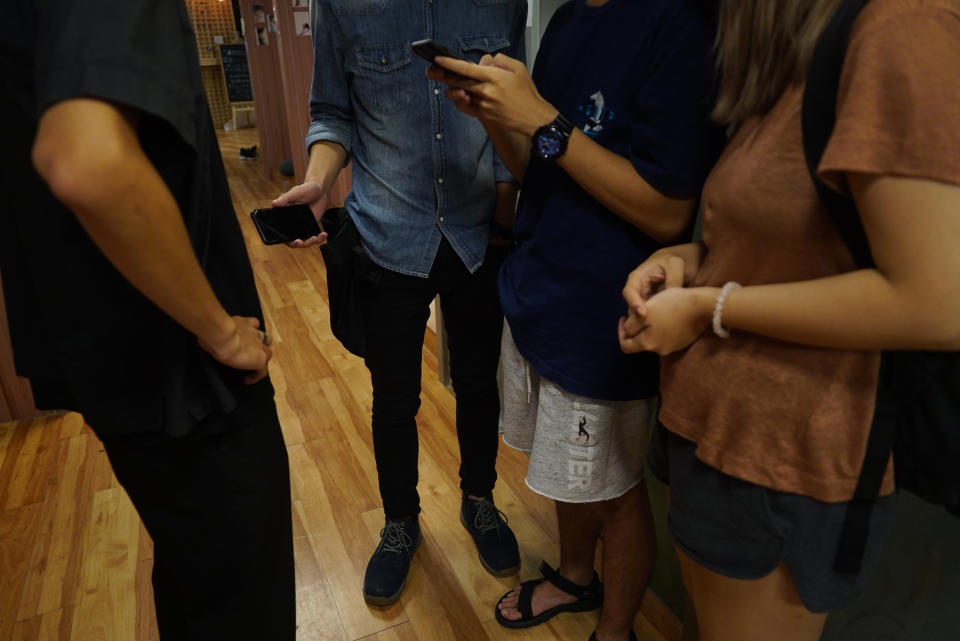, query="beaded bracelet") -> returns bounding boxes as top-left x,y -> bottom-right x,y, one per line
712,281 -> 741,339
